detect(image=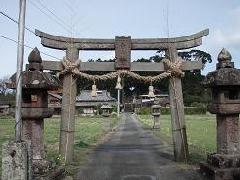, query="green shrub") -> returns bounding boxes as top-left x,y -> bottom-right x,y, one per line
138,107 -> 151,115
138,106 -> 206,115
190,102 -> 206,109
112,106 -> 117,113
160,107 -> 171,115
165,107 -> 206,115
77,108 -> 84,114
185,107 -> 207,115
110,112 -> 118,118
